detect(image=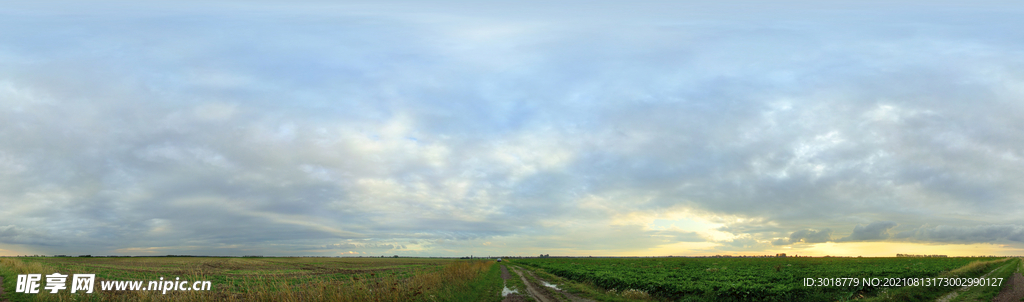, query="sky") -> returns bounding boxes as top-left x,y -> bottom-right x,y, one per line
2,0 -> 1024,257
